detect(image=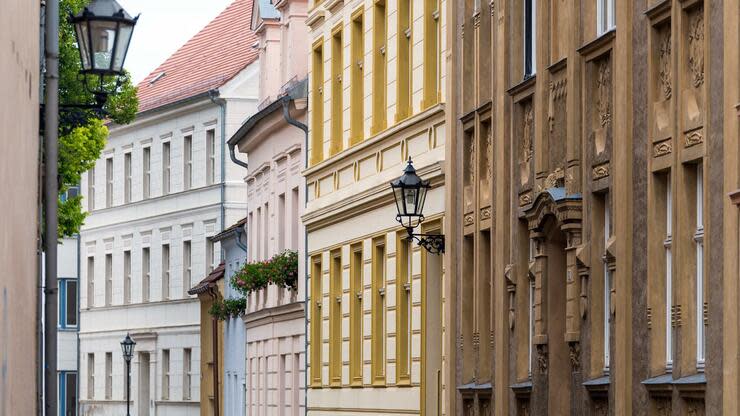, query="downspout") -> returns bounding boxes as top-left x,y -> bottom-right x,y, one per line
228,137 -> 249,170
38,2 -> 46,411
208,287 -> 221,416
209,90 -> 227,236
280,95 -> 308,416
